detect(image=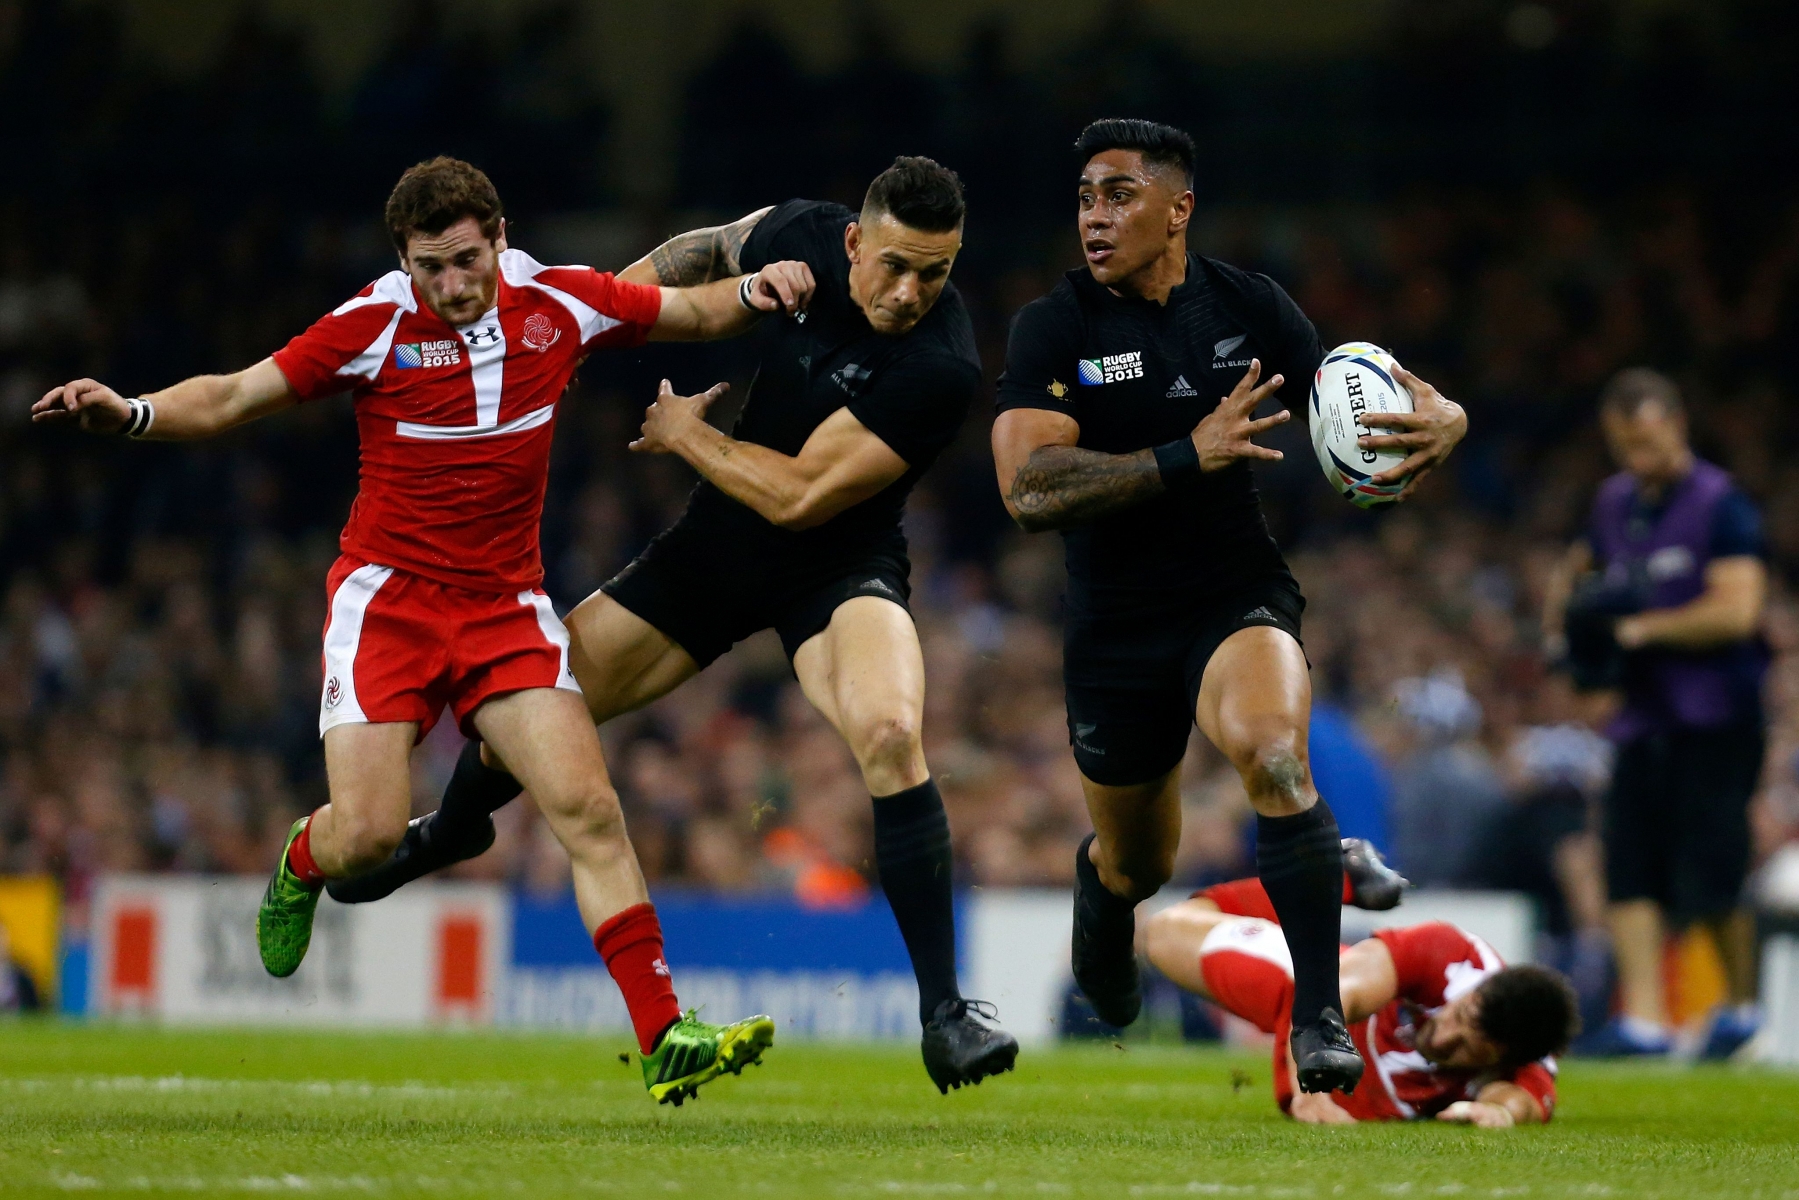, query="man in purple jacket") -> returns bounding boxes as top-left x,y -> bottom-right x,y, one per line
1546,368 -> 1768,1059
